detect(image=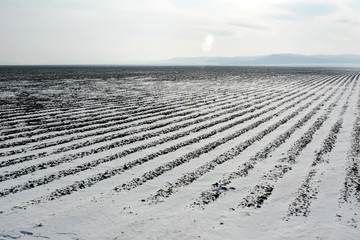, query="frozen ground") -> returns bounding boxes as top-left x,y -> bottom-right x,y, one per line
0,66 -> 359,239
